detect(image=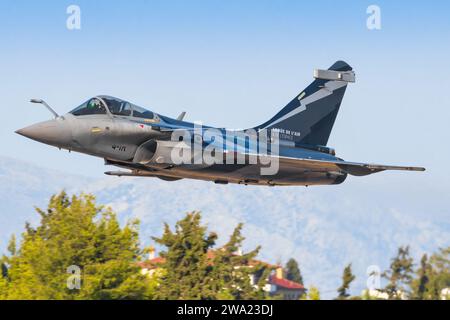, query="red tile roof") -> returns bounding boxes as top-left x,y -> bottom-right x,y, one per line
138,249 -> 276,270
269,275 -> 304,290
137,256 -> 165,269
138,253 -> 304,291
